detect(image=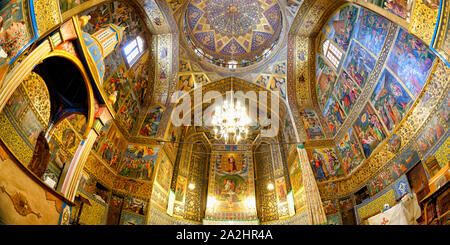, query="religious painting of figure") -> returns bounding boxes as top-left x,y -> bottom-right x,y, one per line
255,74 -> 271,88
104,65 -> 127,98
28,131 -> 50,178
334,70 -> 361,114
289,157 -> 303,194
140,105 -> 164,137
323,5 -> 359,52
337,128 -> 364,175
0,0 -> 34,66
59,0 -> 88,13
217,153 -> 247,174
110,194 -> 123,209
323,95 -> 346,136
194,73 -> 209,85
343,41 -> 376,88
370,69 -> 413,132
5,88 -> 27,120
155,152 -> 173,192
339,197 -> 354,211
20,109 -> 43,145
129,54 -> 150,106
119,145 -> 159,181
97,124 -> 126,169
308,148 -> 344,182
387,134 -> 402,154
353,103 -> 386,158
416,115 -> 445,156
269,76 -> 287,100
175,175 -> 186,202
387,28 -> 436,97
300,109 -> 325,139
389,150 -> 420,180
123,196 -> 147,216
316,55 -> 338,109
92,120 -> 111,152
438,91 -> 450,126
66,113 -> 86,136
276,177 -> 287,203
61,129 -> 76,150
178,74 -> 194,92
353,8 -> 390,57
117,94 -> 138,133
80,3 -> 110,34
273,61 -> 287,75
368,168 -> 392,195
323,200 -> 338,215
